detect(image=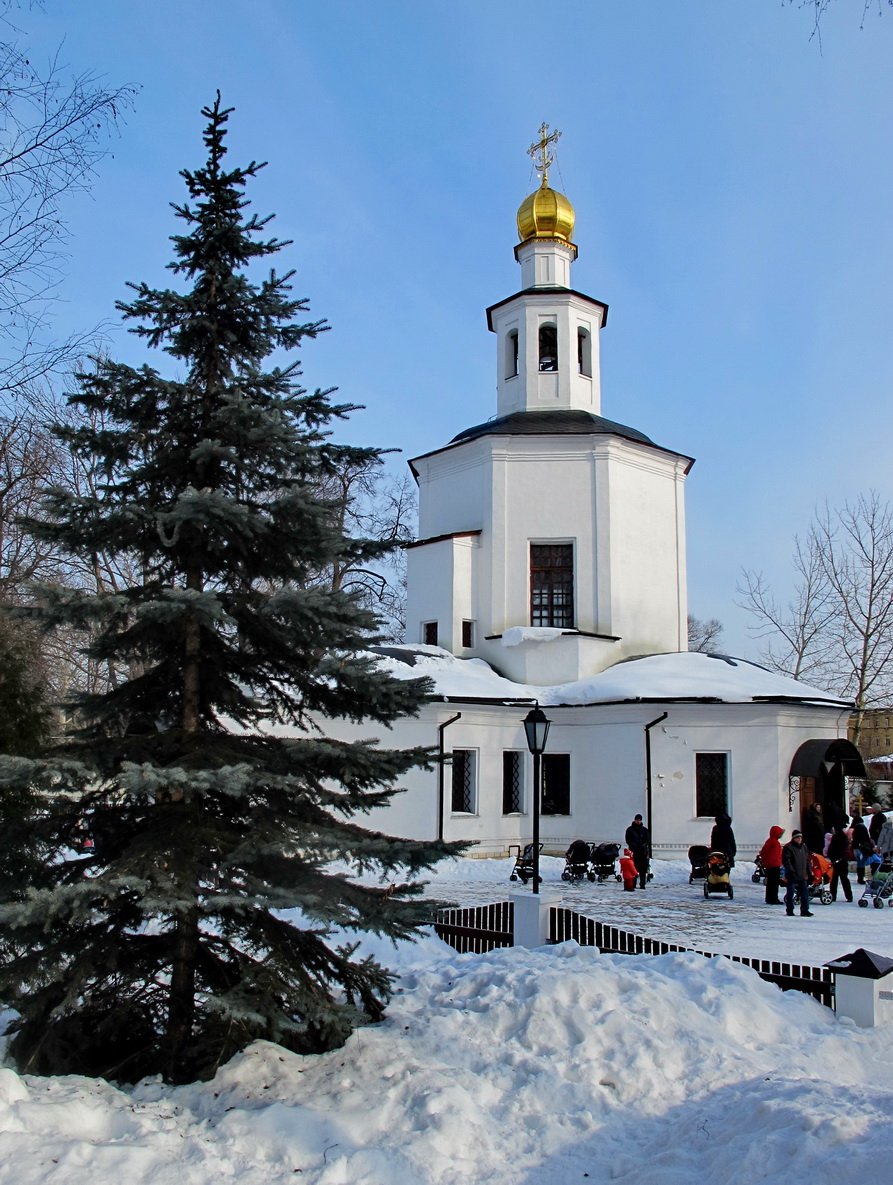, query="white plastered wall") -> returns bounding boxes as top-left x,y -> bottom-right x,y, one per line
308,698 -> 848,859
